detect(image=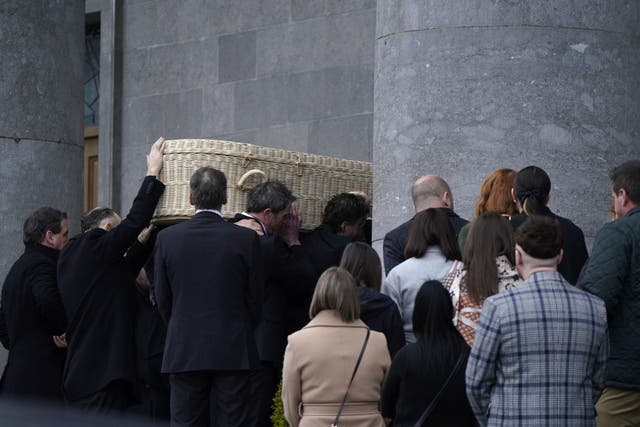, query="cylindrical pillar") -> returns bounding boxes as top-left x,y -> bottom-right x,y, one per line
0,2 -> 84,283
373,1 -> 640,253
